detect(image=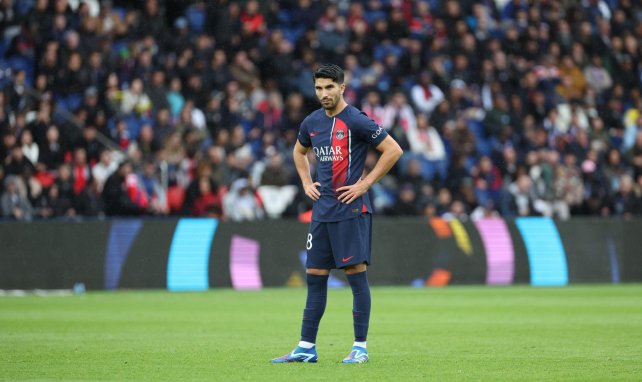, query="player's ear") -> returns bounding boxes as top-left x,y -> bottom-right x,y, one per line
340,83 -> 345,94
